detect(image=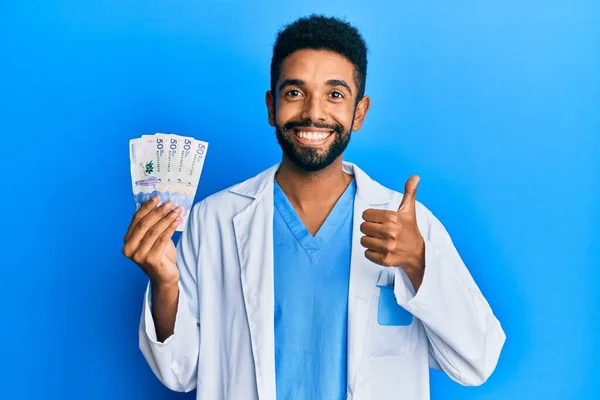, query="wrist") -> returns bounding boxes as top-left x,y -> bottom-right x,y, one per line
413,239 -> 425,269
151,279 -> 179,301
